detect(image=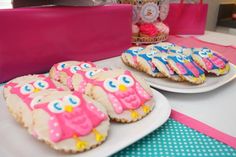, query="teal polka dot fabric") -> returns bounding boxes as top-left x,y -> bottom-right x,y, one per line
112,119 -> 236,157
